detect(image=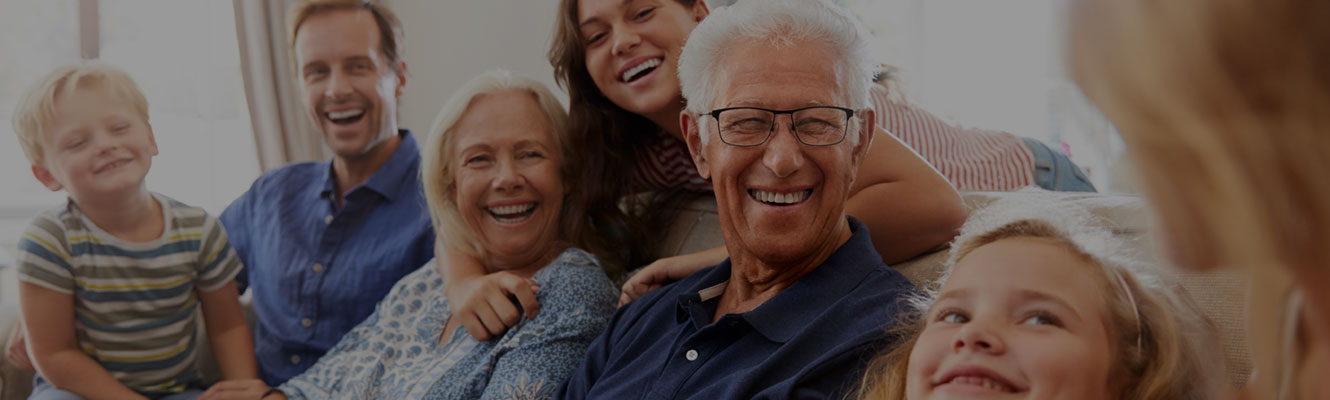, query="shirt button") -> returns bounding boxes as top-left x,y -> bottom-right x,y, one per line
290,354 -> 301,364
312,263 -> 324,273
301,318 -> 313,328
324,215 -> 333,224
685,349 -> 699,361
